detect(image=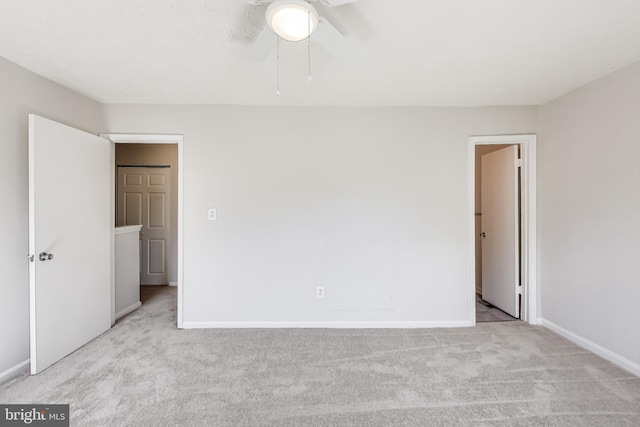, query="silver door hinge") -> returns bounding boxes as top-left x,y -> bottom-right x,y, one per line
516,158 -> 522,168
516,285 -> 522,294
28,254 -> 35,262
